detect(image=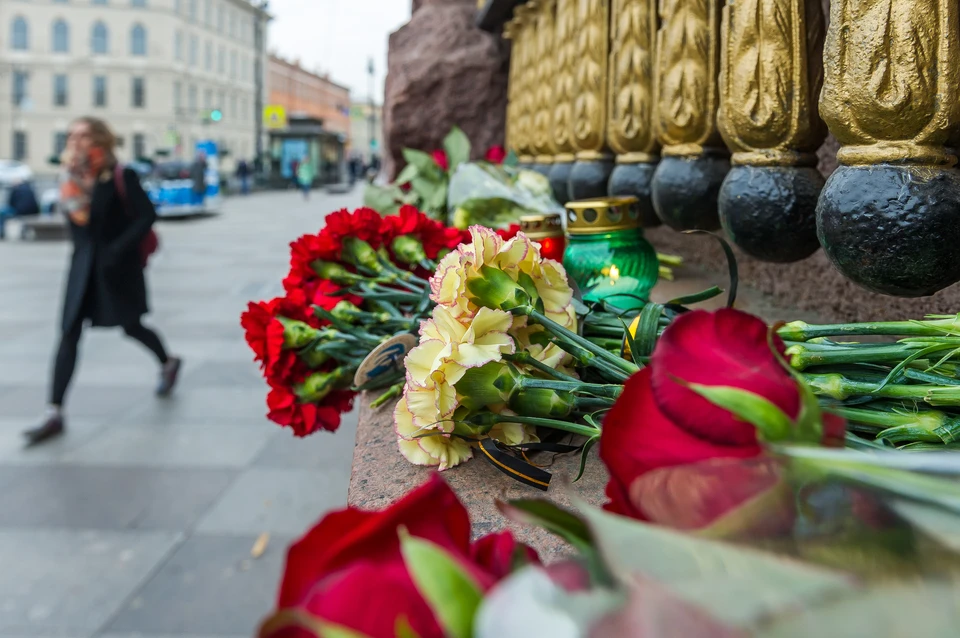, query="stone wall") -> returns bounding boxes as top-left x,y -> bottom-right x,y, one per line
383,0 -> 509,178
